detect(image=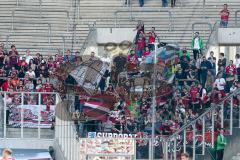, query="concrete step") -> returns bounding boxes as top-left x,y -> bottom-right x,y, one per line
5,127 -> 54,139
